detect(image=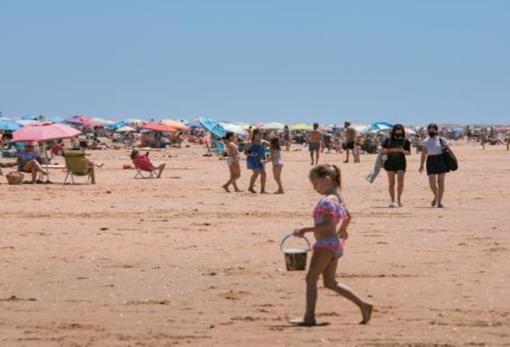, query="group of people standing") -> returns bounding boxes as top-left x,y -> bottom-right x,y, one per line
222,129 -> 284,194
